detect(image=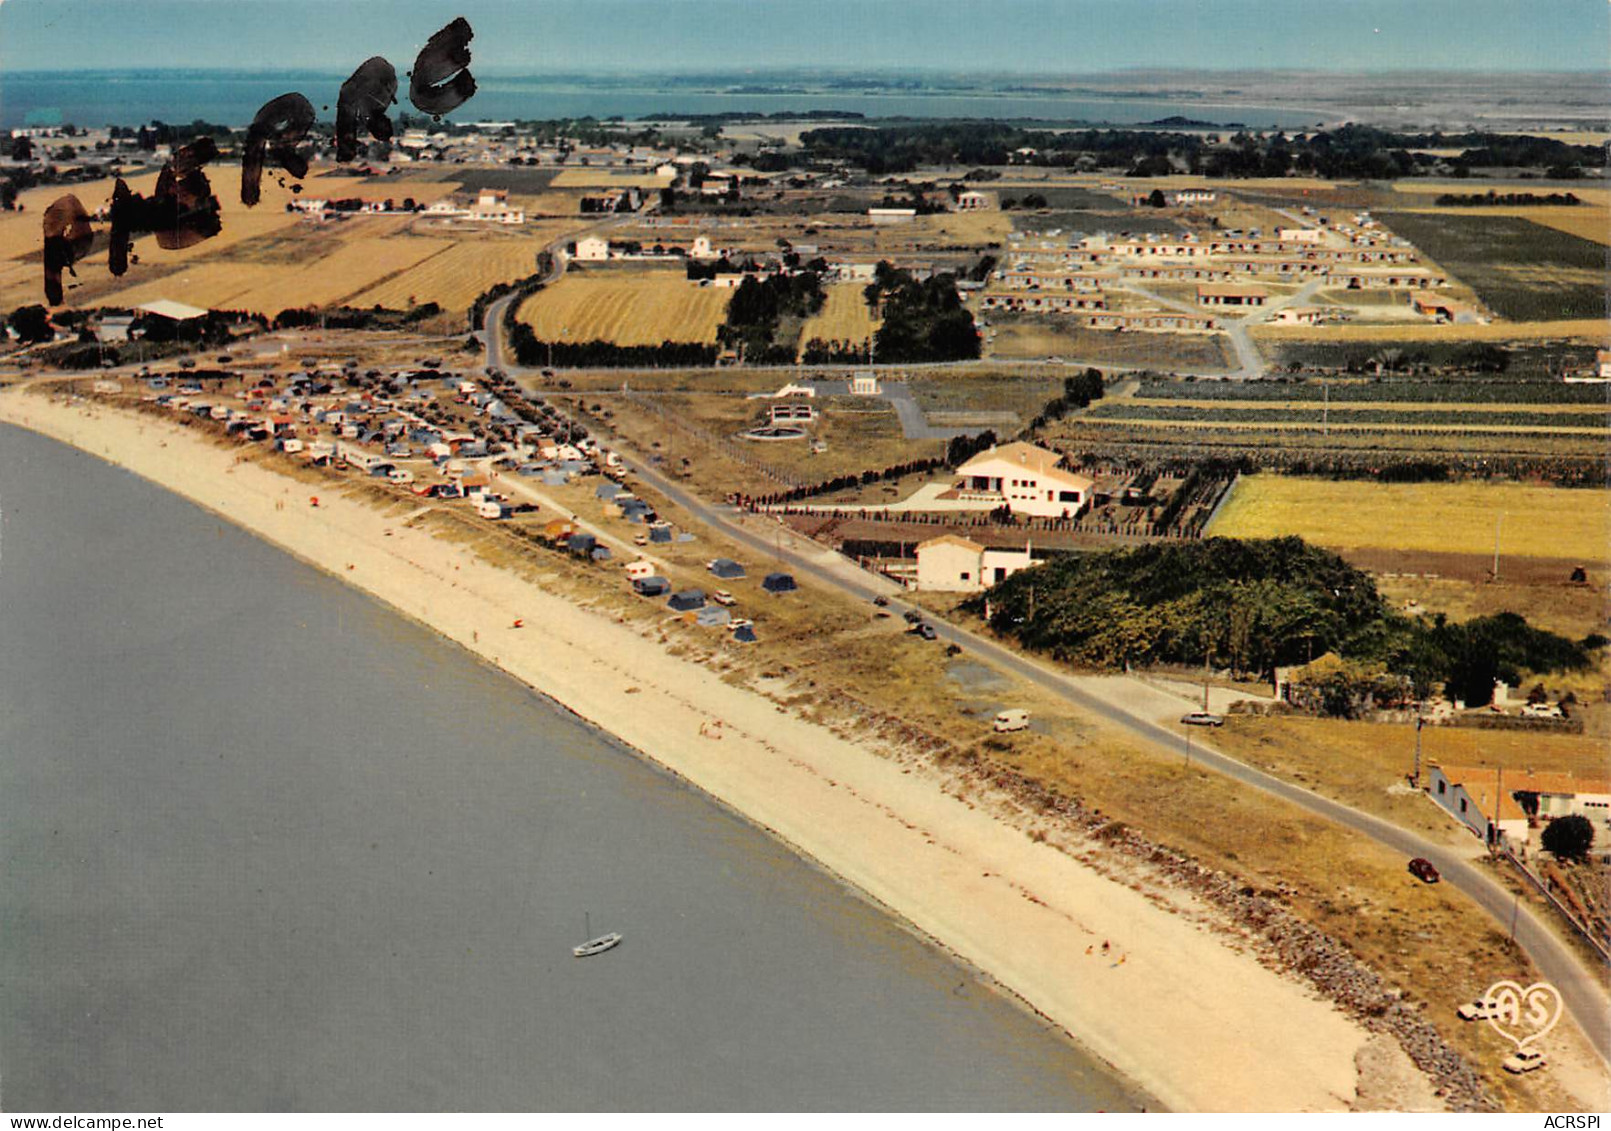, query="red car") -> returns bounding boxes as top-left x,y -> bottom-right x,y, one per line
1408,858 -> 1440,884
